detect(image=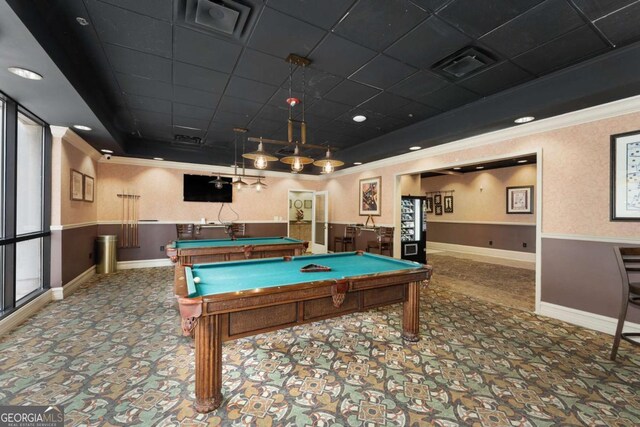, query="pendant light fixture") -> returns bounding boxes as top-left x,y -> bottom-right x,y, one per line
280,144 -> 313,173
313,147 -> 344,174
232,128 -> 250,190
242,137 -> 277,169
209,174 -> 228,189
251,177 -> 268,192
